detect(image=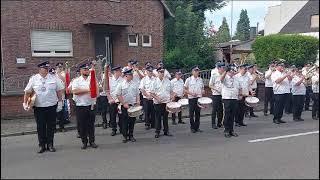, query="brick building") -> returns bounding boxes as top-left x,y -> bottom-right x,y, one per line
1,0 -> 173,119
